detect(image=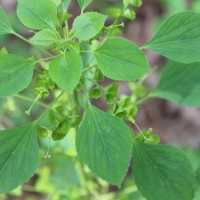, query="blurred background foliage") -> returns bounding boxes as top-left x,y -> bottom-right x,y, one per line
0,0 -> 200,199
